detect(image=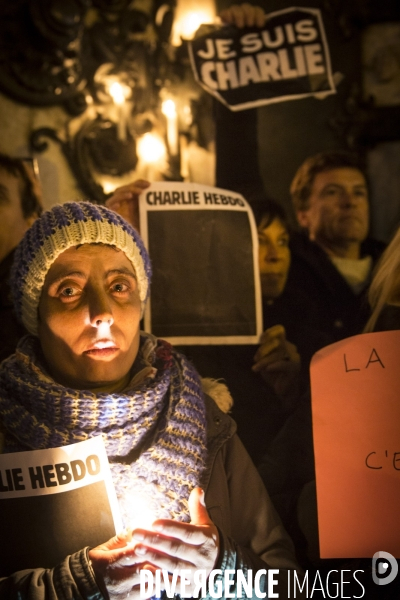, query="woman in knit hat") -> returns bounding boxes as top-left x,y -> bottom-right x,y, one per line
0,201 -> 300,599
